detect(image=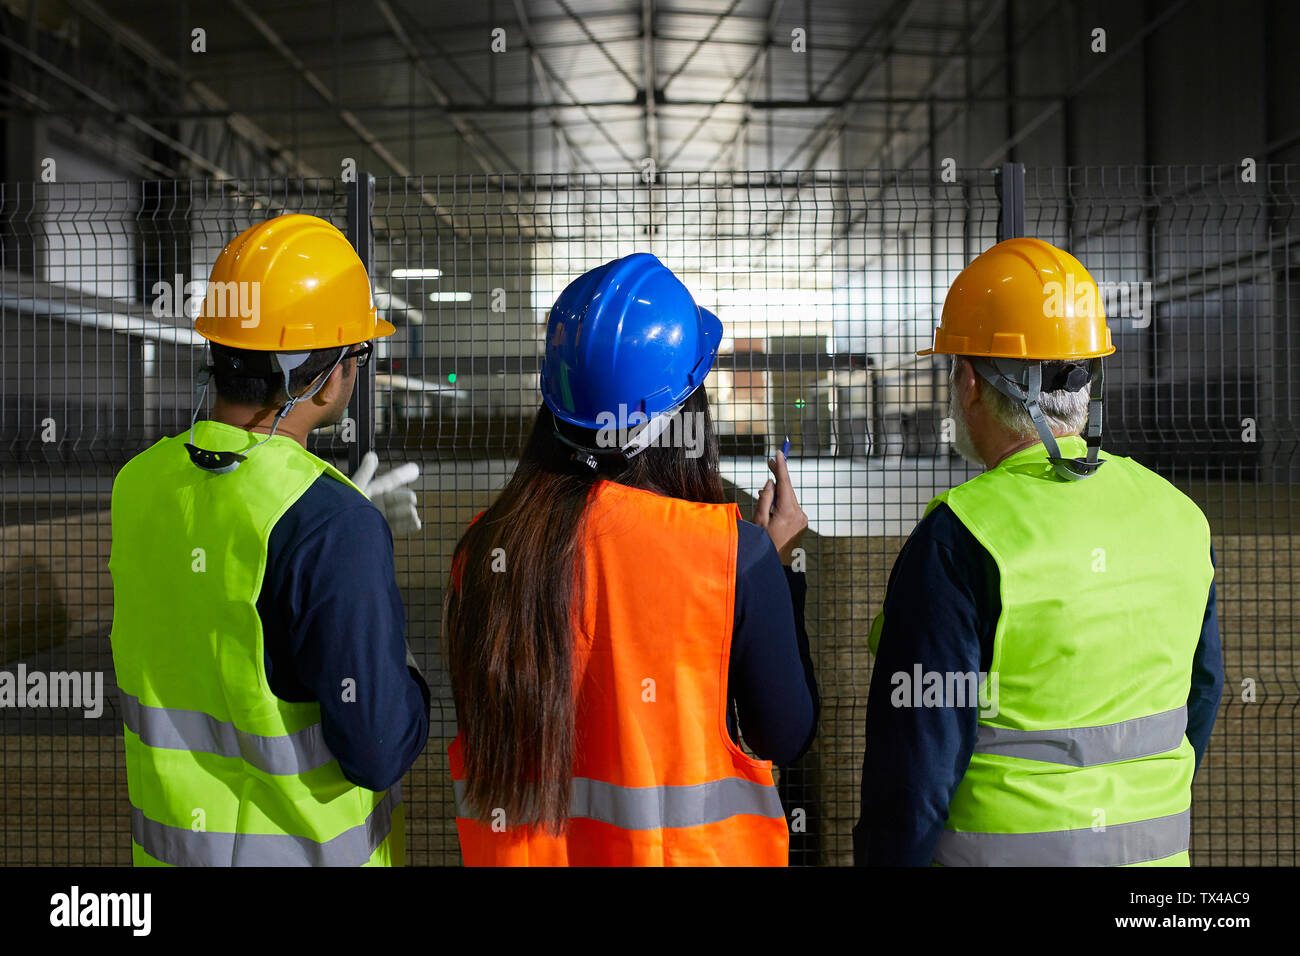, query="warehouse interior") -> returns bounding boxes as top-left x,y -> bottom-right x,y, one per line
1,0 -> 1296,866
